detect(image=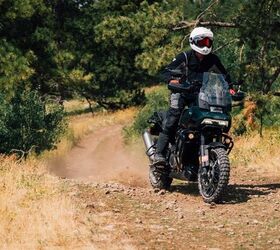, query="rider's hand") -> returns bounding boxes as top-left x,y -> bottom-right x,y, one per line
229,88 -> 236,95
169,79 -> 180,84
